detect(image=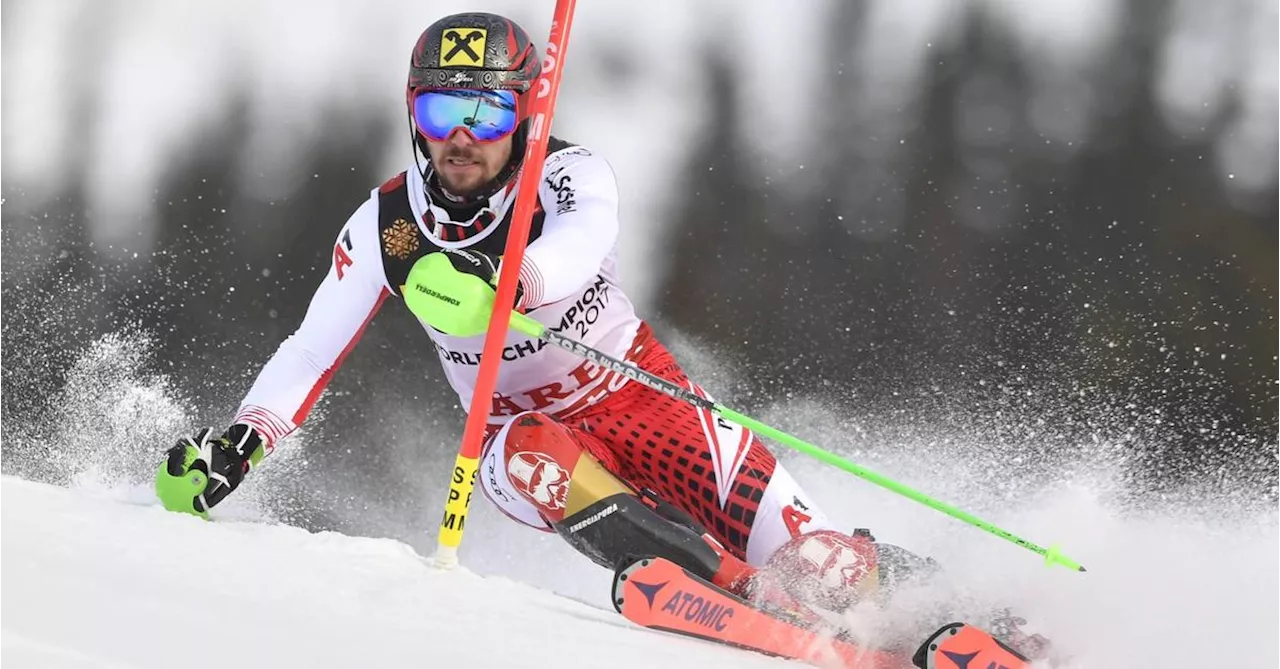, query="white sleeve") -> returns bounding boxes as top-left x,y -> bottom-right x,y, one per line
233,197 -> 390,449
516,148 -> 620,308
